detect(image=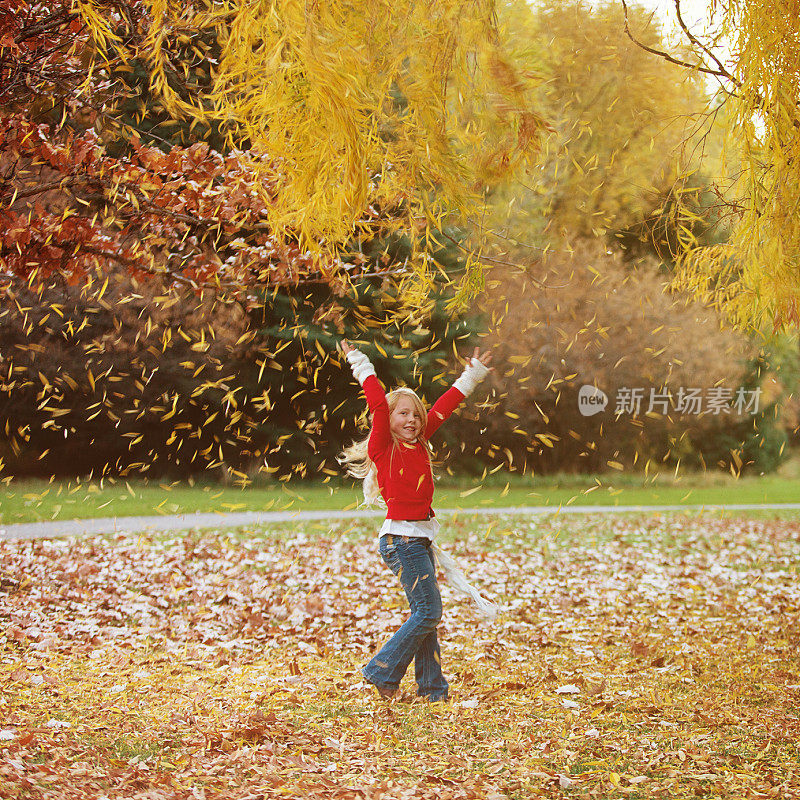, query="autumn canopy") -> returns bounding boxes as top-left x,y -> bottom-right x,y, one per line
0,0 -> 550,303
